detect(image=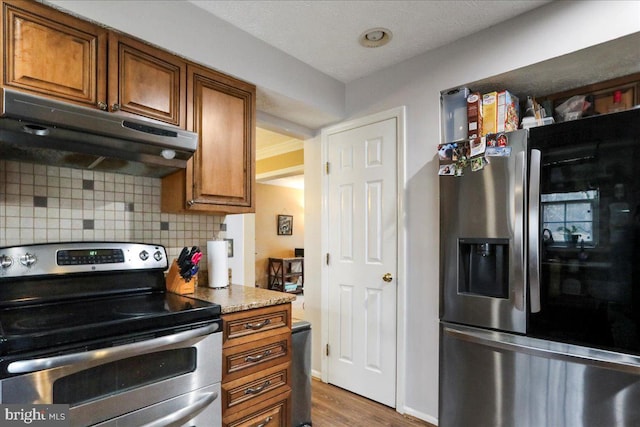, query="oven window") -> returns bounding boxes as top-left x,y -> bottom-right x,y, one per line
53,348 -> 196,406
